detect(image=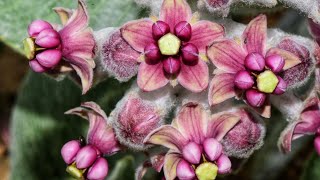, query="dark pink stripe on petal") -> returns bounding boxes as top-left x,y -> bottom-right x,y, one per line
137,62 -> 169,91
